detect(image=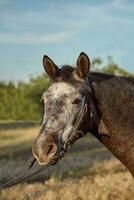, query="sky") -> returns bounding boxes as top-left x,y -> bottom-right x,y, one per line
0,0 -> 134,82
